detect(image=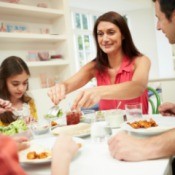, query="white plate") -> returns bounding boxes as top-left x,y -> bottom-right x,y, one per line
19,137 -> 84,164
74,132 -> 90,138
51,124 -> 66,130
19,142 -> 52,164
51,123 -> 90,137
105,125 -> 119,129
120,116 -> 175,136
